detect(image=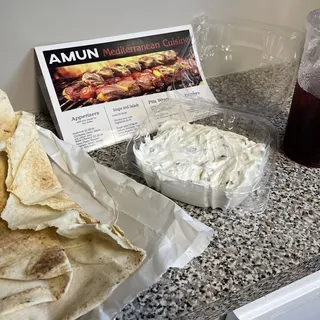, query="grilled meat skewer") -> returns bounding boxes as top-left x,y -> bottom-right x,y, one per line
125,61 -> 142,72
80,86 -> 95,100
60,53 -> 200,104
96,85 -> 127,102
62,82 -> 87,101
132,71 -> 164,92
163,50 -> 177,64
82,72 -> 104,86
98,67 -> 114,79
151,53 -> 167,65
152,65 -> 175,85
116,76 -> 141,97
110,64 -> 131,77
139,56 -> 155,69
